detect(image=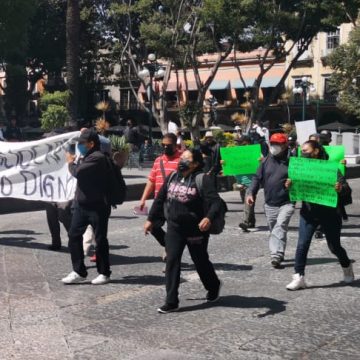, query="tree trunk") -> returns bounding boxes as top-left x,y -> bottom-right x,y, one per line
66,0 -> 80,126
